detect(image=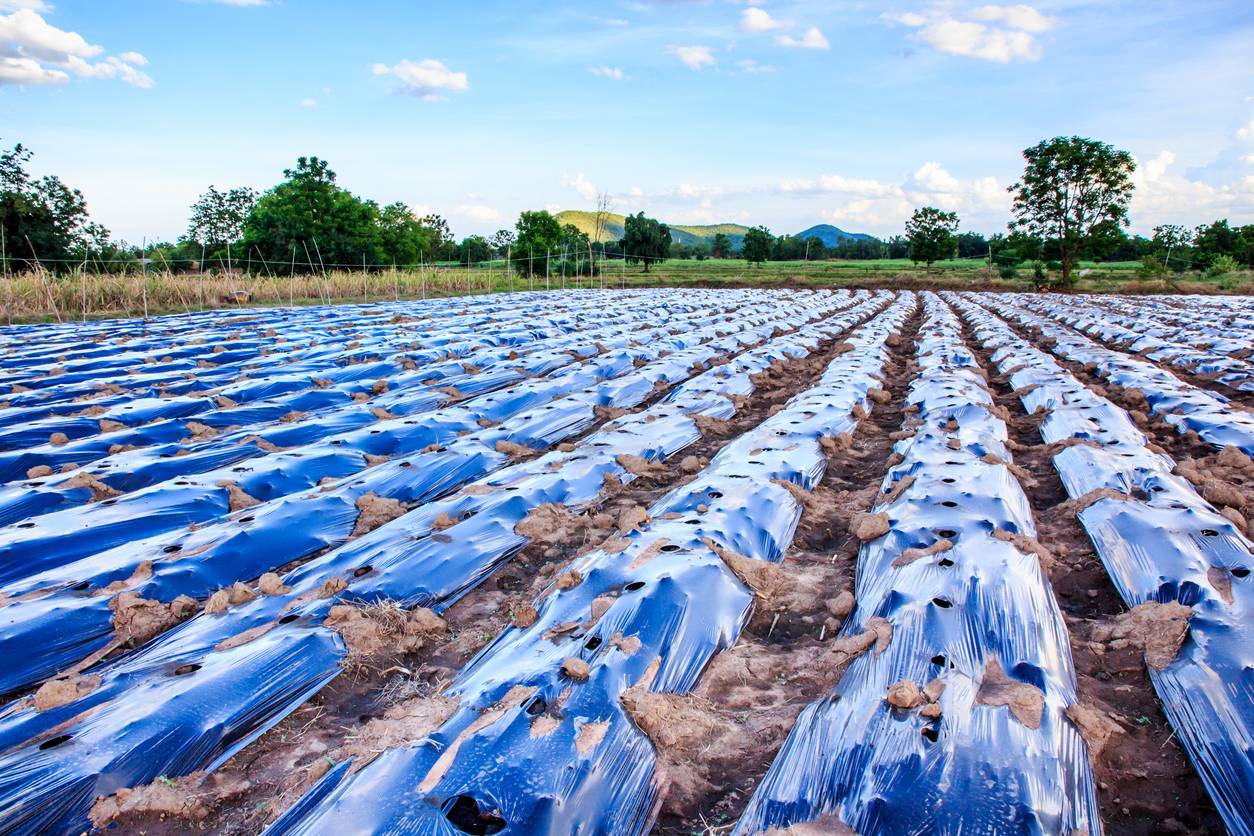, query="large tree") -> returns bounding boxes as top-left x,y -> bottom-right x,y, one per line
1008,136 -> 1135,286
185,186 -> 257,255
905,206 -> 959,267
742,225 -> 772,266
710,232 -> 732,258
1,140 -> 102,272
241,156 -> 383,272
622,212 -> 671,272
513,210 -> 563,276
